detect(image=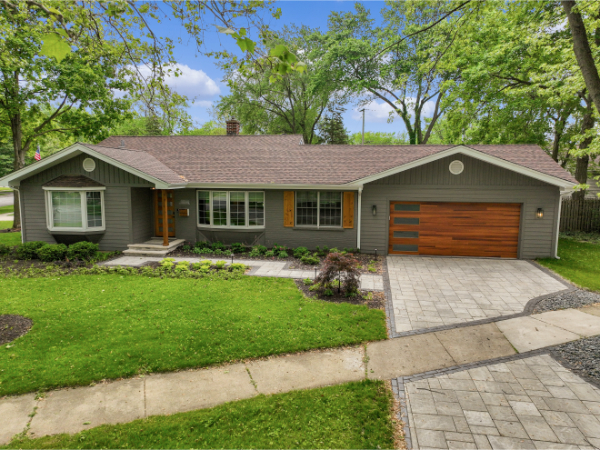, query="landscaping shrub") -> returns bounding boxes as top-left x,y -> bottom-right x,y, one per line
300,254 -> 320,265
315,245 -> 330,257
36,244 -> 67,262
67,241 -> 99,261
211,241 -> 226,251
15,241 -> 46,260
255,245 -> 267,254
278,250 -> 289,258
0,243 -> 10,256
193,247 -> 212,255
273,243 -> 287,252
293,246 -> 309,258
315,252 -> 360,296
248,248 -> 261,257
230,243 -> 248,253
229,263 -> 247,272
264,250 -> 275,257
195,241 -> 209,248
215,260 -> 227,269
344,247 -> 360,254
